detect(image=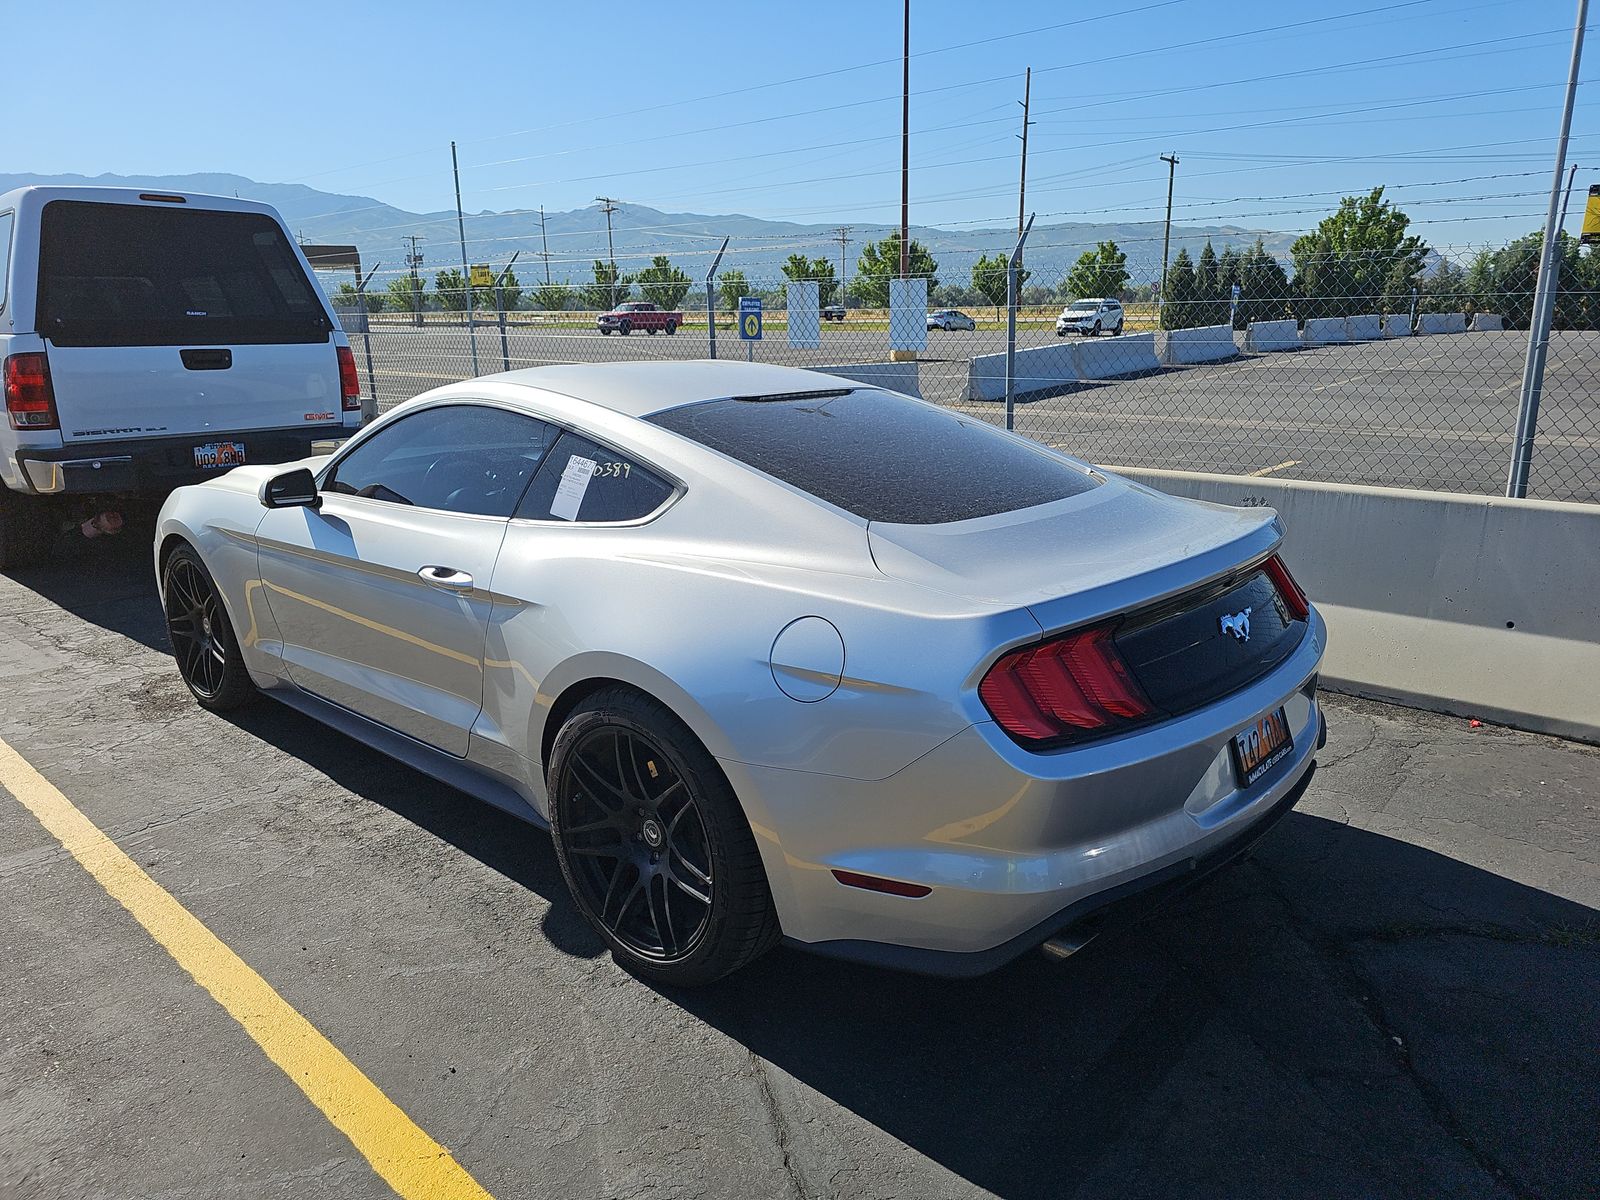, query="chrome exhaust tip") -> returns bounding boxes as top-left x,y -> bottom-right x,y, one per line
1040,930 -> 1094,961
